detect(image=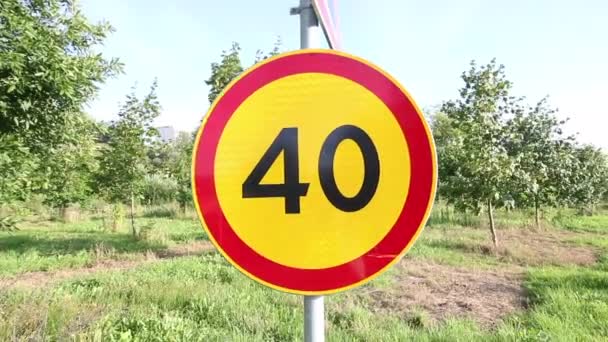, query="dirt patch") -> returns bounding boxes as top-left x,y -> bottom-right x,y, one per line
361,259 -> 525,329
0,241 -> 214,291
429,227 -> 598,267
498,229 -> 597,266
155,240 -> 214,258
